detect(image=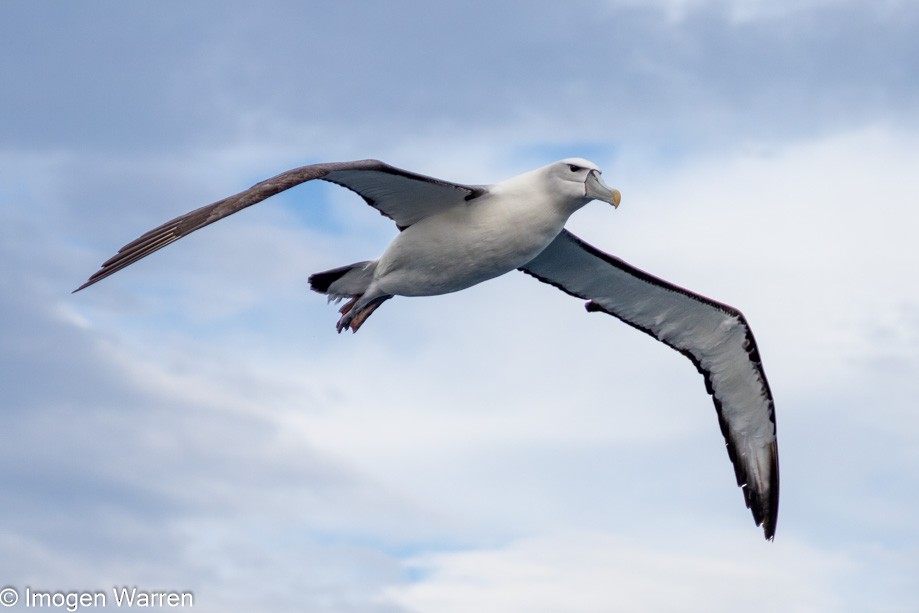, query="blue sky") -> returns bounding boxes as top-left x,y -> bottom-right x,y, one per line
2,1 -> 918,611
